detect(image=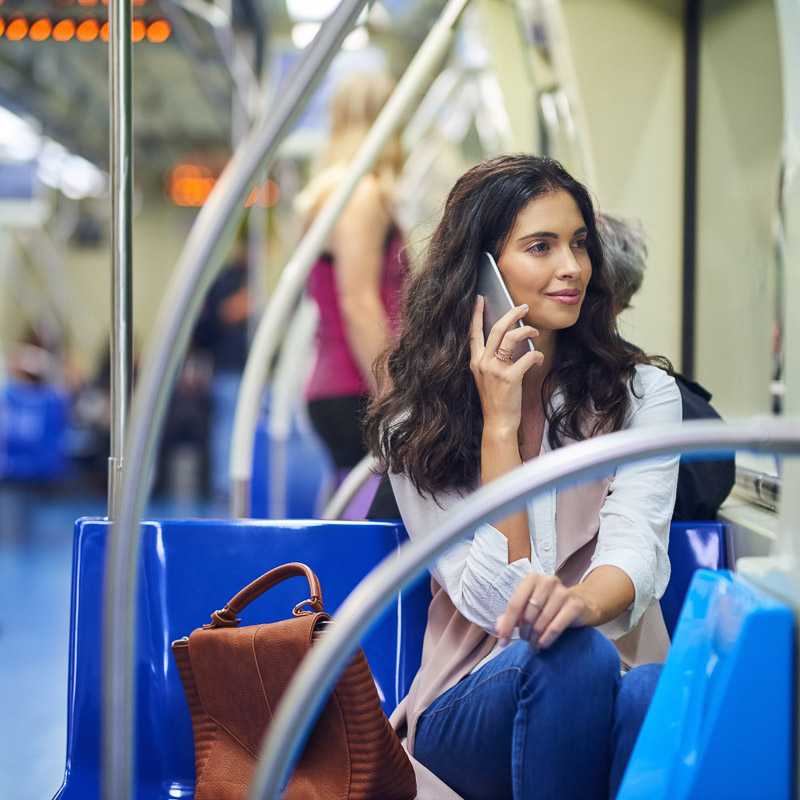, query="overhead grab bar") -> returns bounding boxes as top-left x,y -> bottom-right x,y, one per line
101,3 -> 369,798
321,453 -> 381,520
249,417 -> 800,799
229,0 -> 473,518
